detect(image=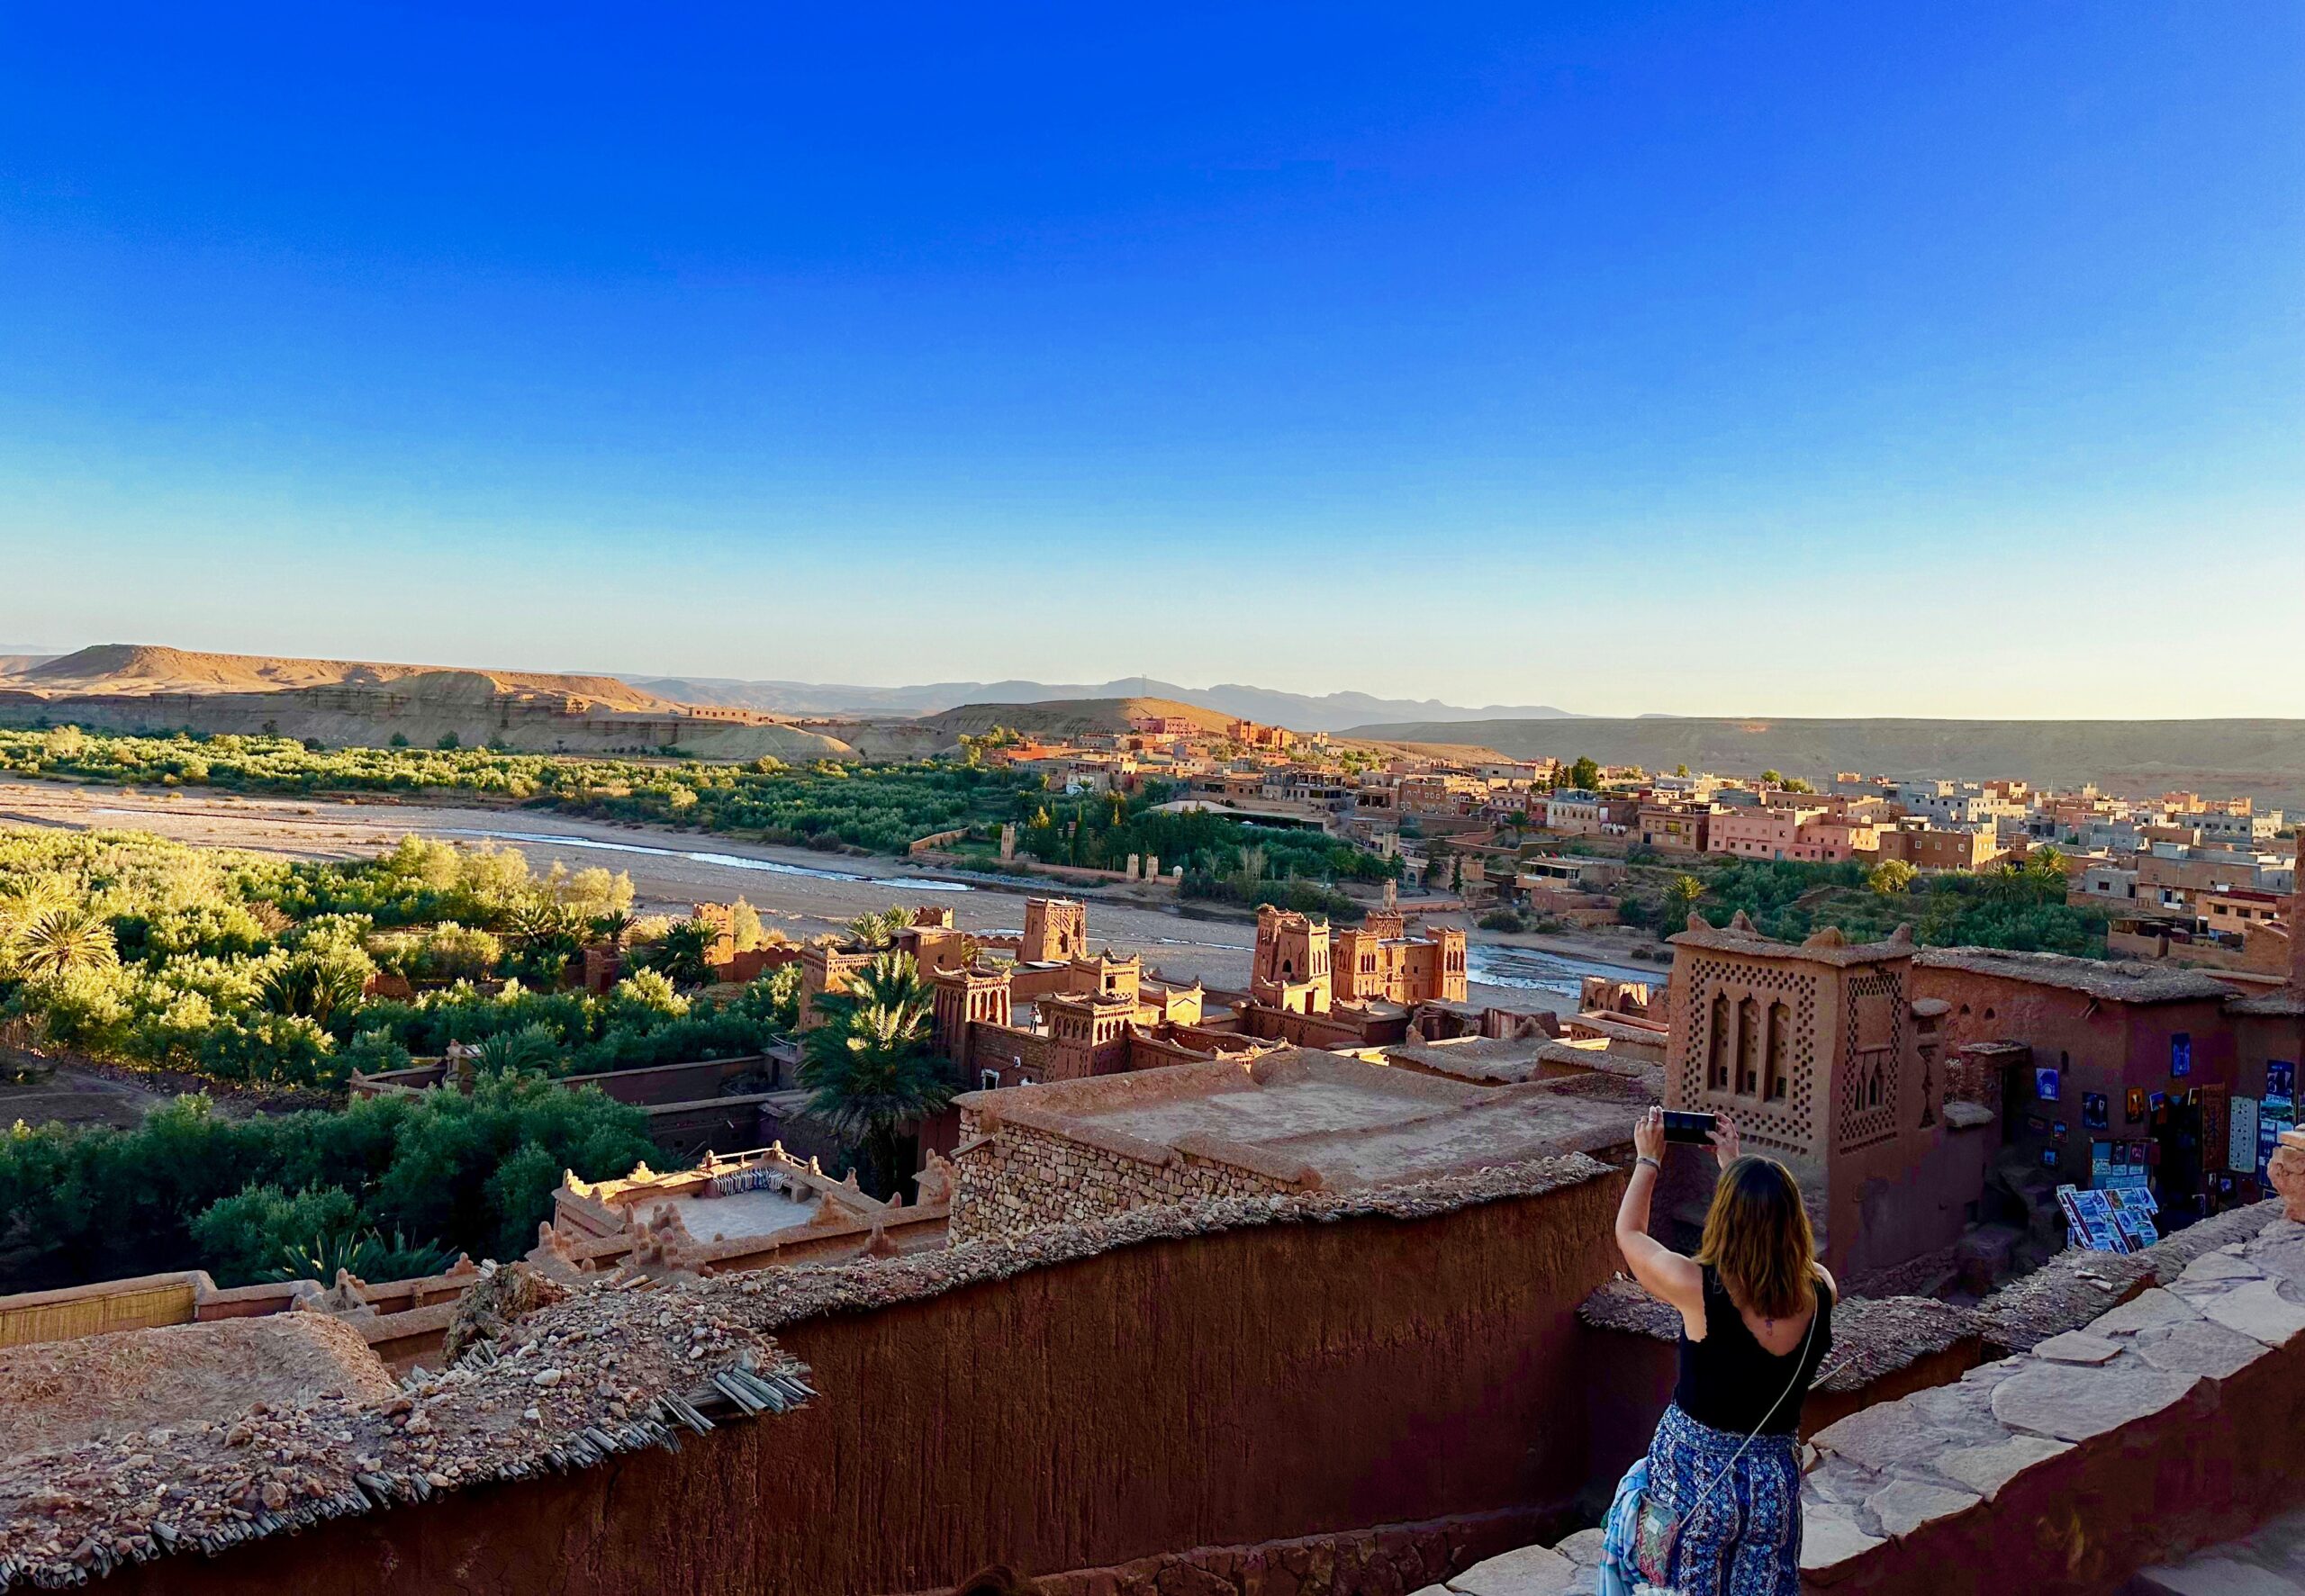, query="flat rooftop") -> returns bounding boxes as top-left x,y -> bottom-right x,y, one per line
1913,946 -> 2239,1004
641,1186 -> 820,1243
1383,1034 -> 1659,1088
0,1313 -> 398,1459
956,1048 -> 1640,1190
